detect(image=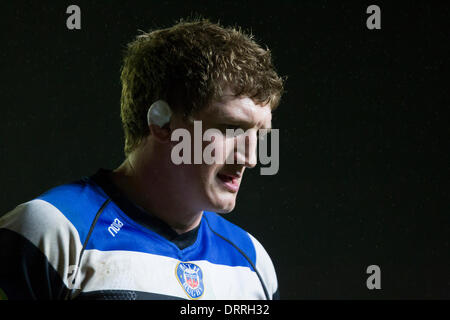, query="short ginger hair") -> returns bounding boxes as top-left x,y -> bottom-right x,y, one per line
120,18 -> 284,157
